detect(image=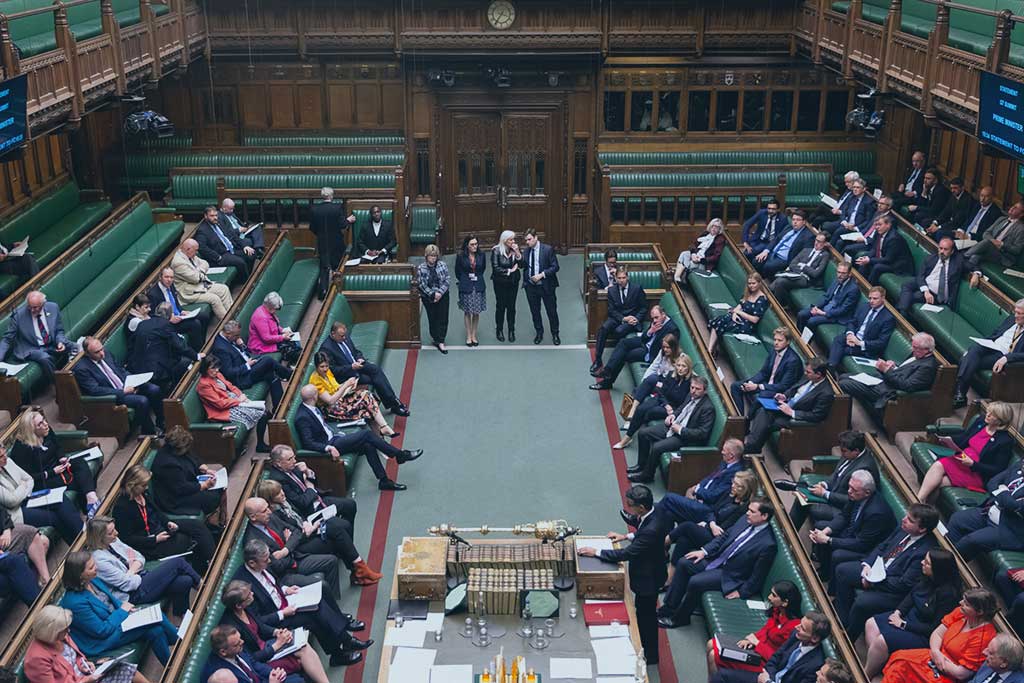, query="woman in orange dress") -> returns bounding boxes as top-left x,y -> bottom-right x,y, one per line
881,588 -> 999,683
